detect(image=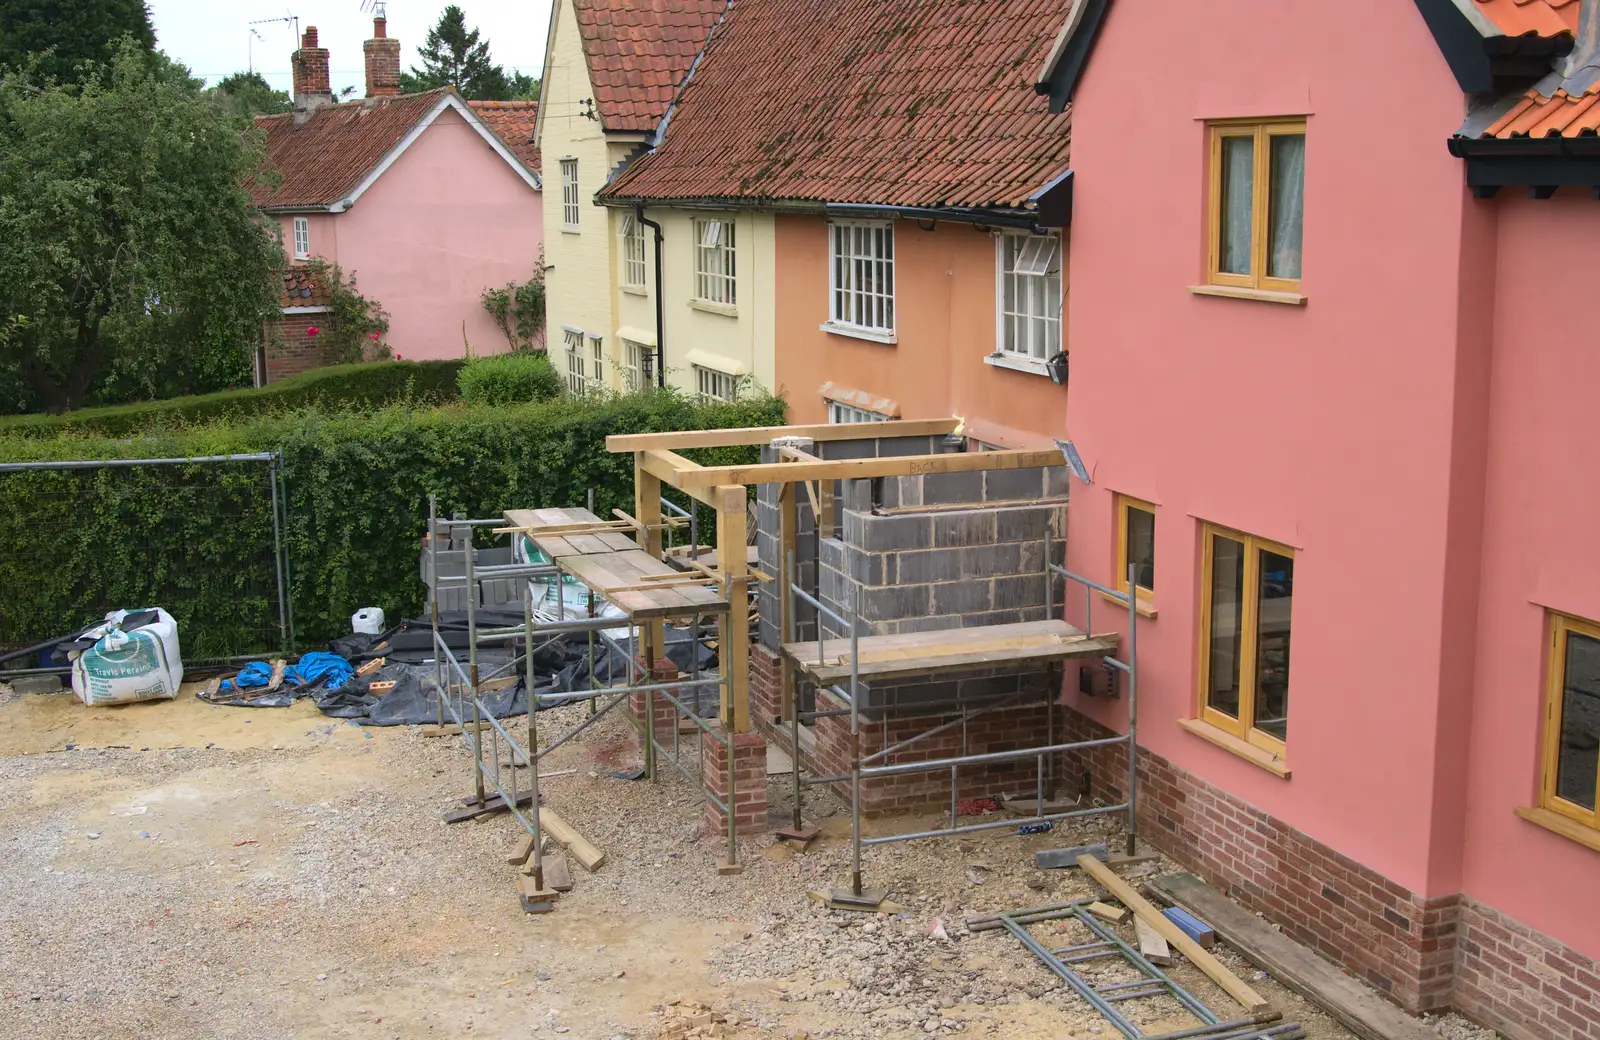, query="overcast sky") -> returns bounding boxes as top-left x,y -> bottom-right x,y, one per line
148,1 -> 554,95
